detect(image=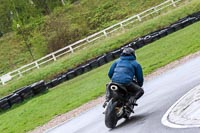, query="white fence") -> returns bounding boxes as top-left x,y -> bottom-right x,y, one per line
0,0 -> 183,85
